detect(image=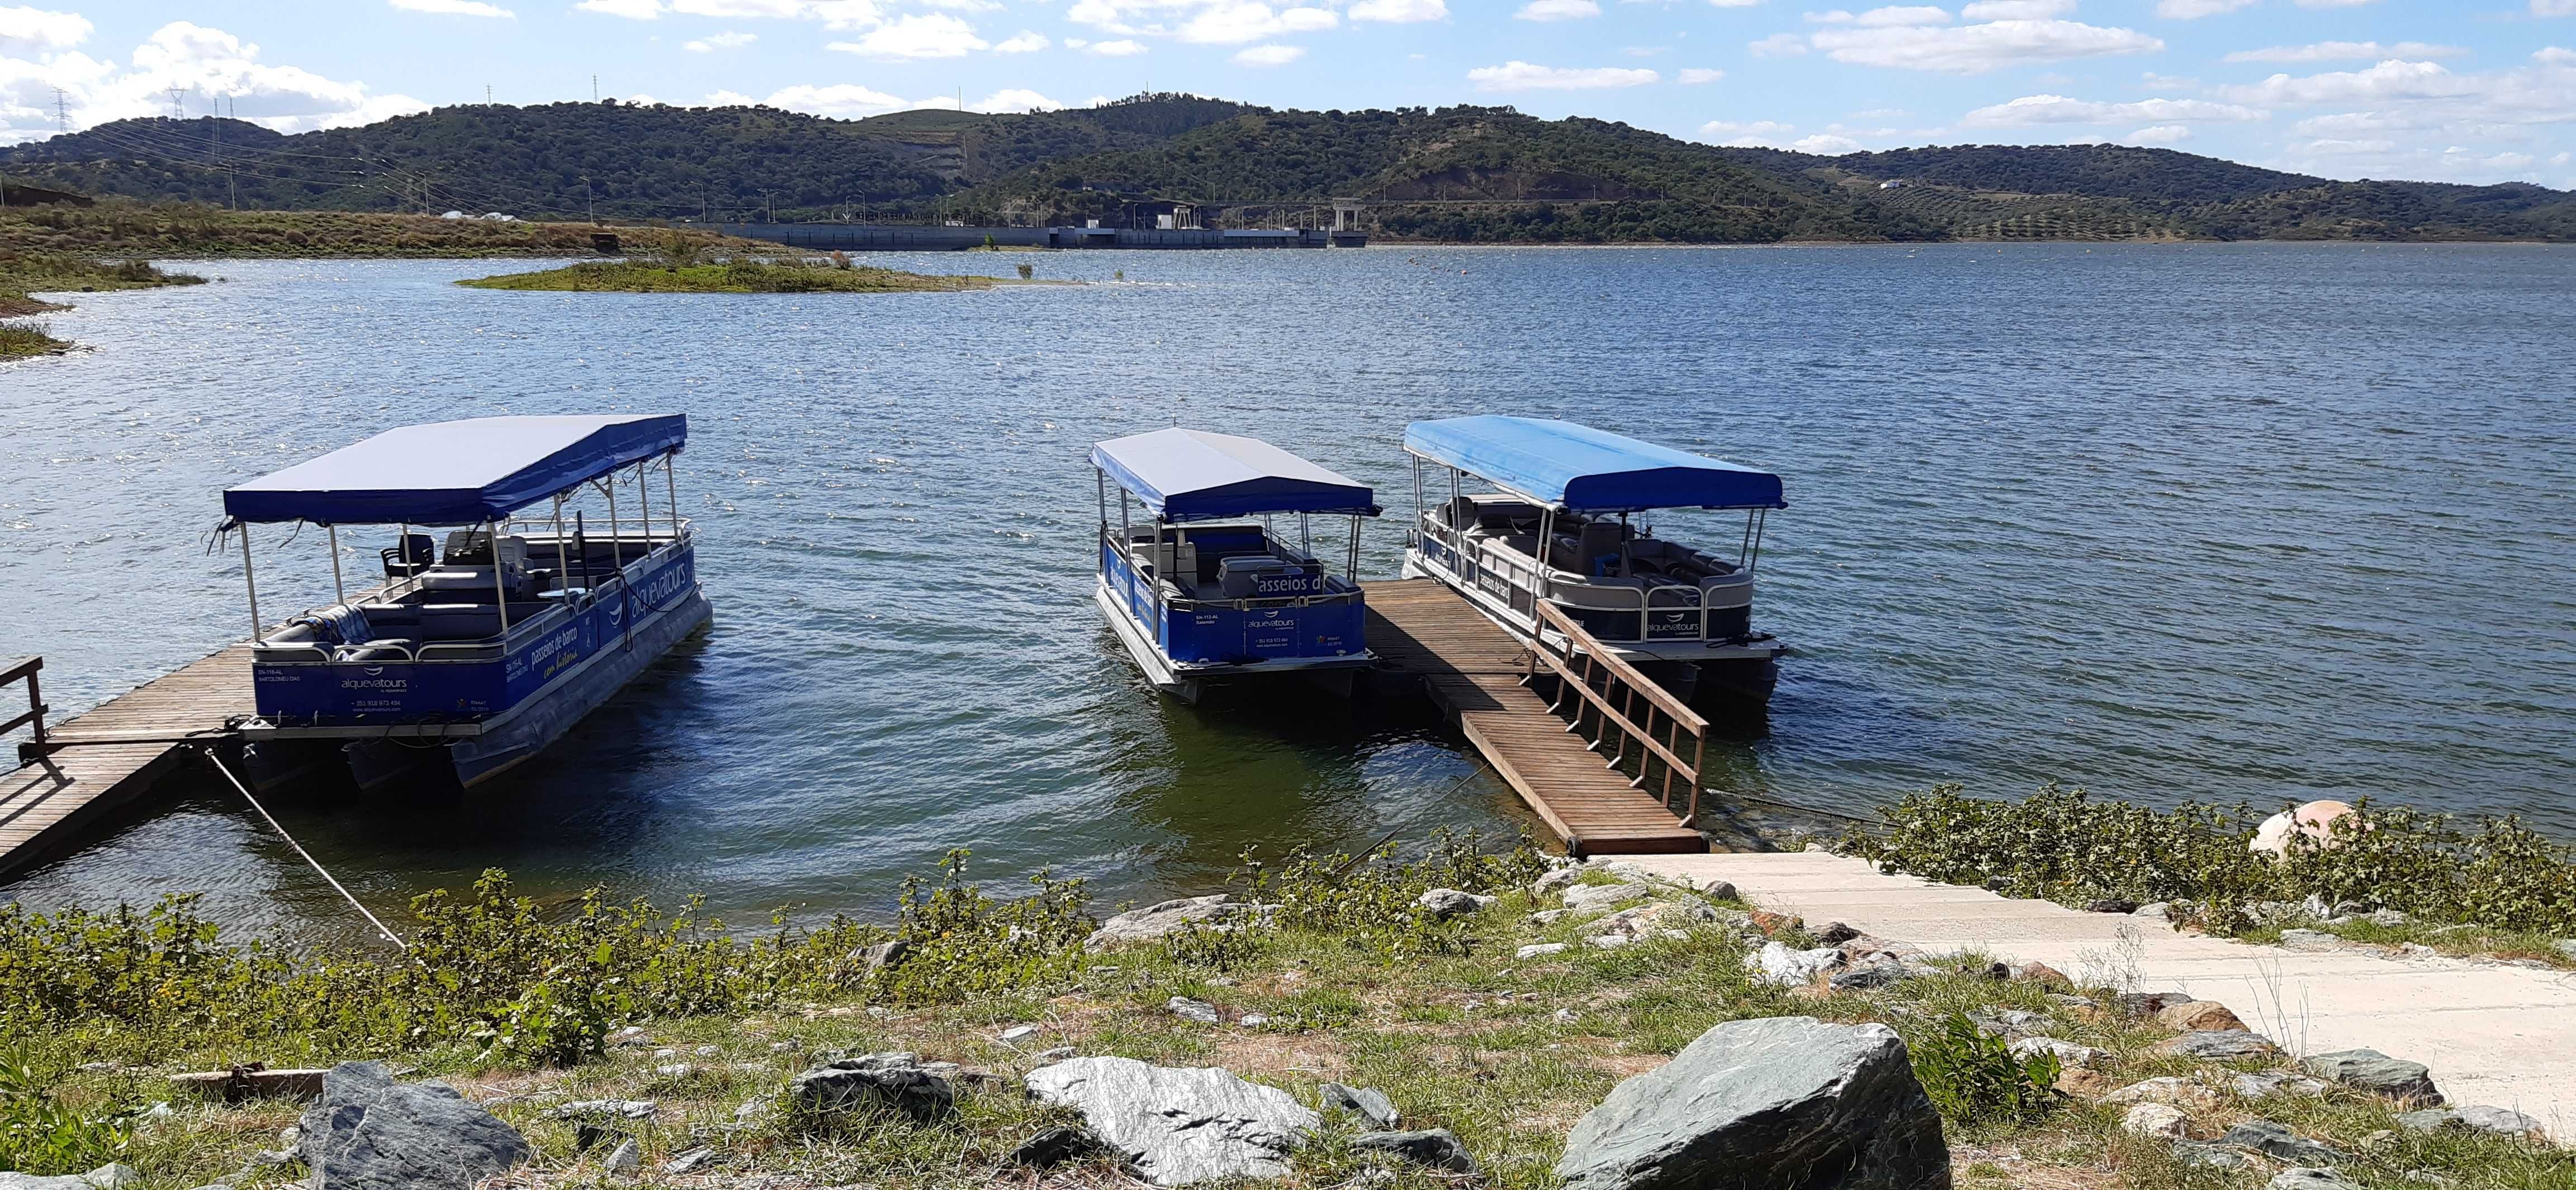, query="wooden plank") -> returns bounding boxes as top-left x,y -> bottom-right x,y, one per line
1361,578 -> 1704,858
1,642 -> 257,879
